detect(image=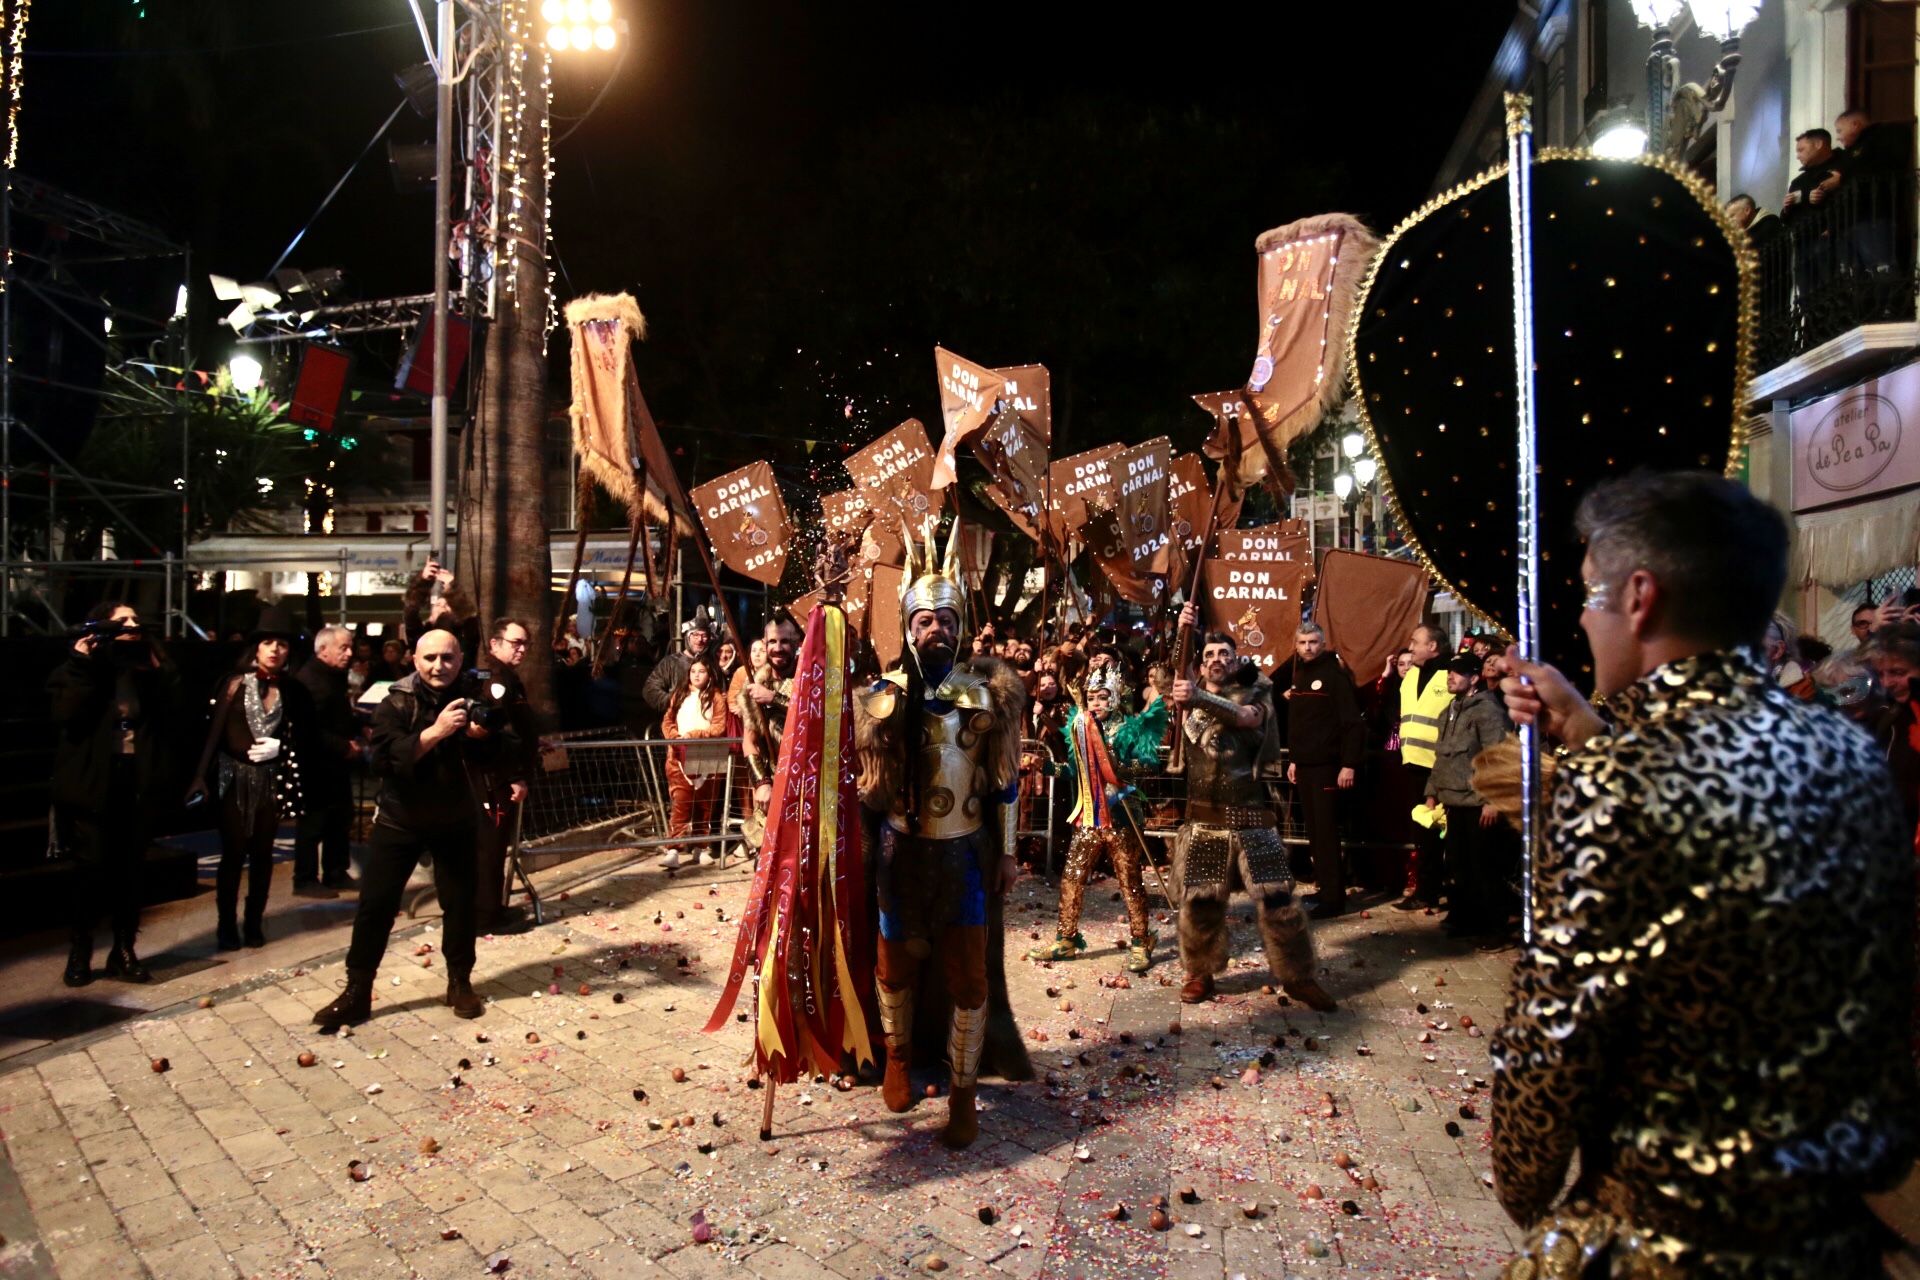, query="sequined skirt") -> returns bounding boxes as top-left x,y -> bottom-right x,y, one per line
1497,1197 -> 1883,1280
